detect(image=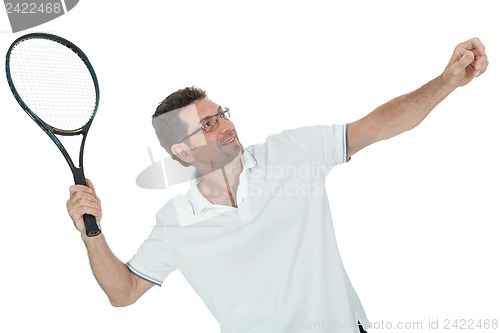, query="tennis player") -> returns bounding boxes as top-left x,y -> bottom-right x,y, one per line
67,38 -> 488,333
